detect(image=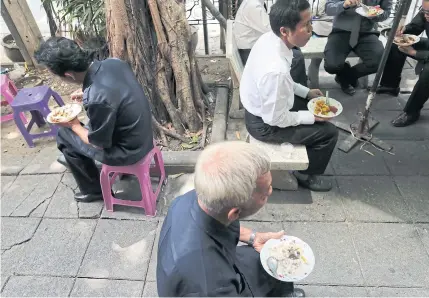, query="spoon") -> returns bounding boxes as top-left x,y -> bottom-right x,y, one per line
267,256 -> 279,277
